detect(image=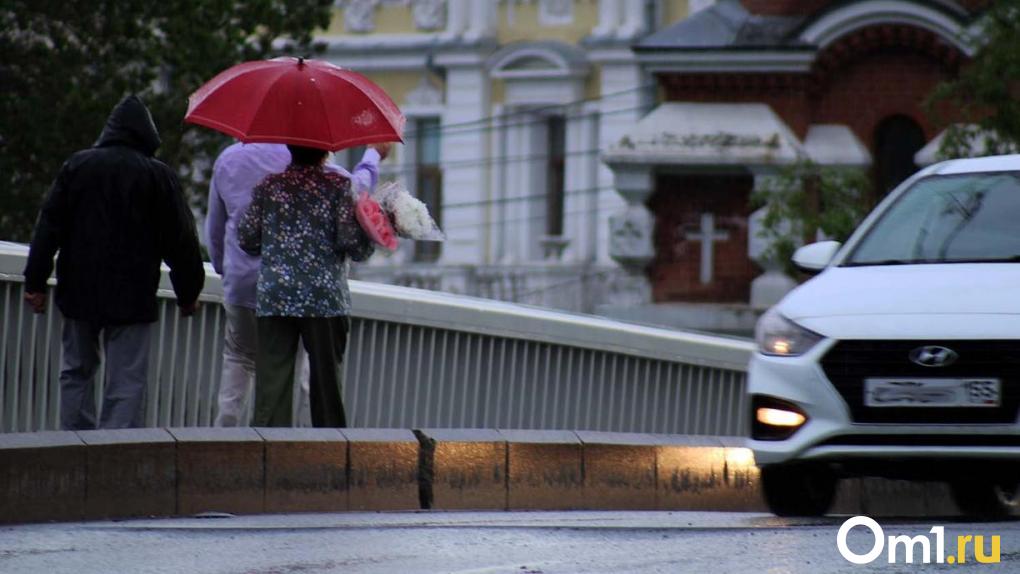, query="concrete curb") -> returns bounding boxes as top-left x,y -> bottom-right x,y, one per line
0,431 -> 86,523
343,428 -> 419,511
0,428 -> 959,524
169,427 -> 266,516
501,430 -> 584,510
256,428 -> 347,513
79,428 -> 176,520
418,429 -> 507,510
